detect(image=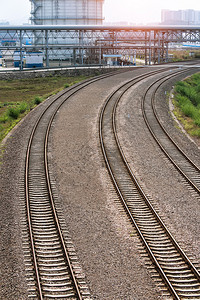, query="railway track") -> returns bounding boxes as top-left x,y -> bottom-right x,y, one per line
24,68 -> 138,299
142,70 -> 200,194
99,67 -> 200,299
